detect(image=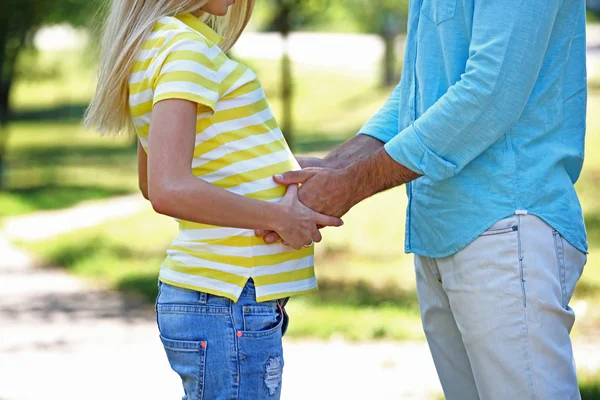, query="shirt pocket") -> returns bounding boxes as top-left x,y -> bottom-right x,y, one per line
421,0 -> 457,25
